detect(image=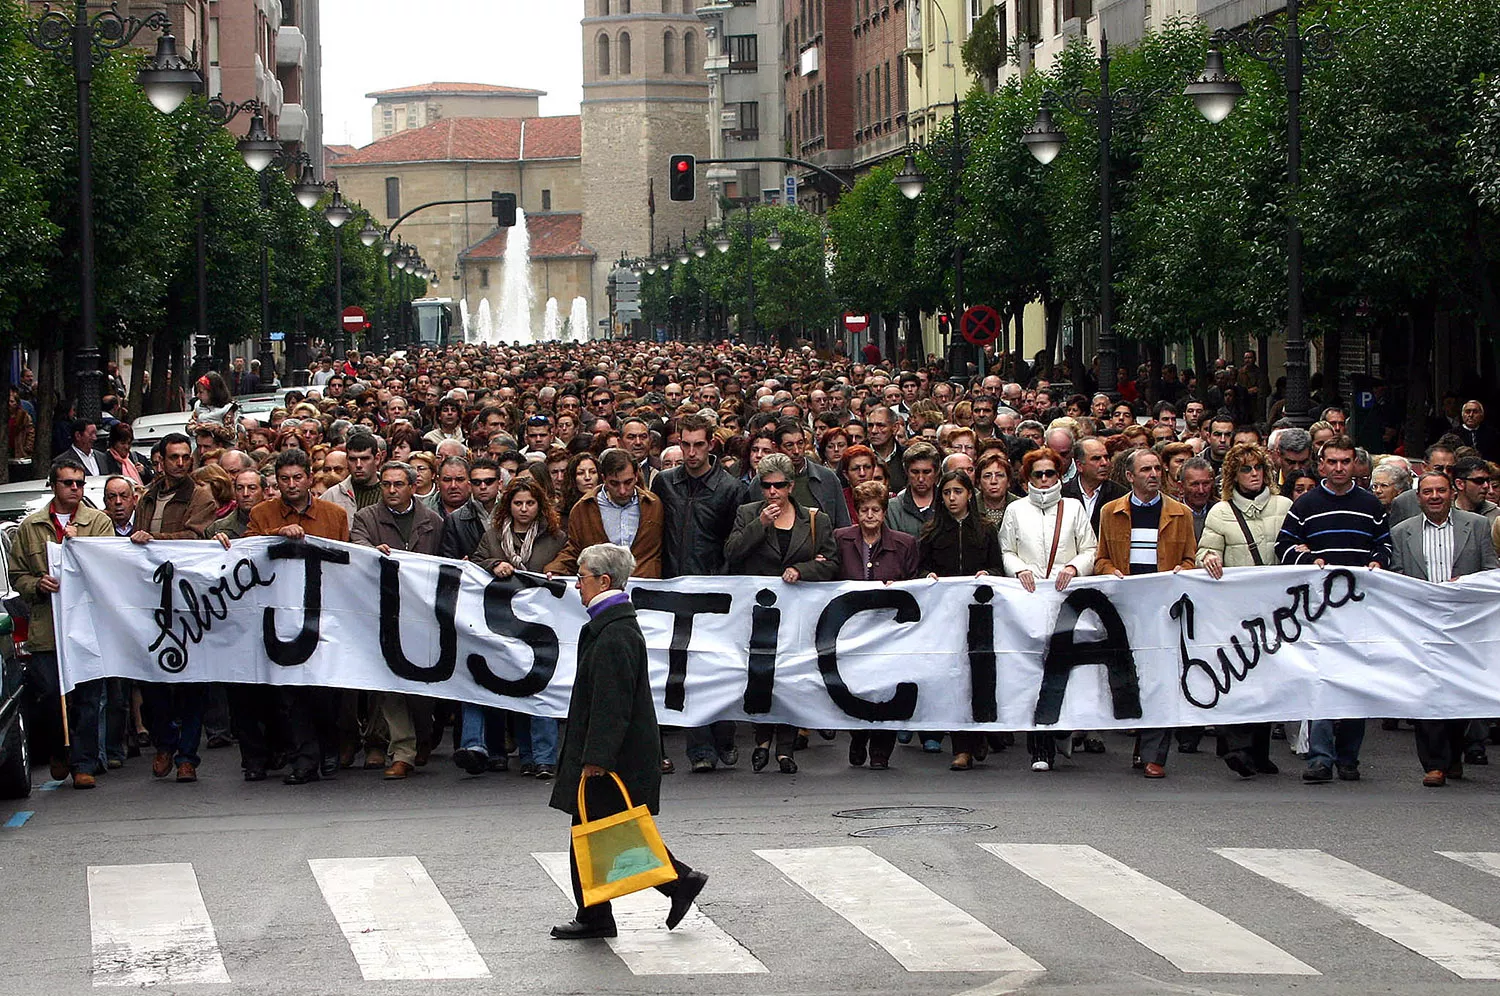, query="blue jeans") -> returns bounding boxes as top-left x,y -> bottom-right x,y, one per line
516,715 -> 558,766
140,682 -> 206,767
458,704 -> 507,756
1307,719 -> 1365,769
29,652 -> 105,775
